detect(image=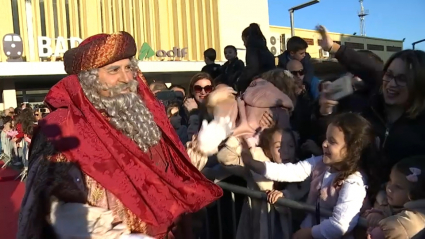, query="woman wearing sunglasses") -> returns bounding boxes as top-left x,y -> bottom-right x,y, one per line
184,72 -> 215,140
